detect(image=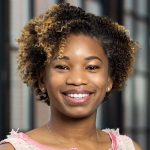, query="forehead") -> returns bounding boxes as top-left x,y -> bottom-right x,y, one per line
59,34 -> 107,59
